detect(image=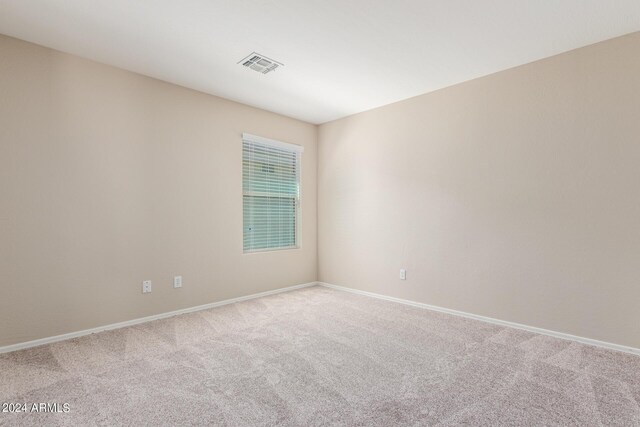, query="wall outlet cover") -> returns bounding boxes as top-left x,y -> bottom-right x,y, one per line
142,280 -> 152,293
